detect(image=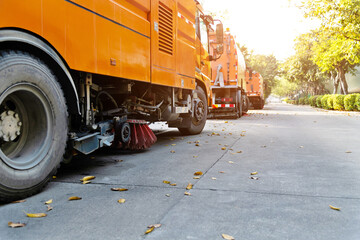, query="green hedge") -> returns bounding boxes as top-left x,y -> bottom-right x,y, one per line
344,93 -> 360,111
355,94 -> 360,111
316,95 -> 323,108
327,95 -> 334,110
321,95 -> 331,109
333,94 -> 345,110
